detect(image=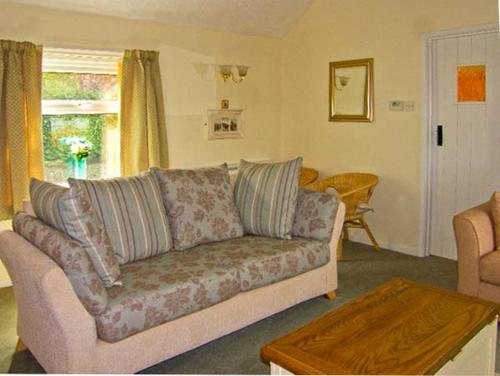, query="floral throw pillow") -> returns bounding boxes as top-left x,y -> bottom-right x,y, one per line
151,164 -> 244,250
13,212 -> 109,315
30,178 -> 121,287
292,188 -> 339,242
